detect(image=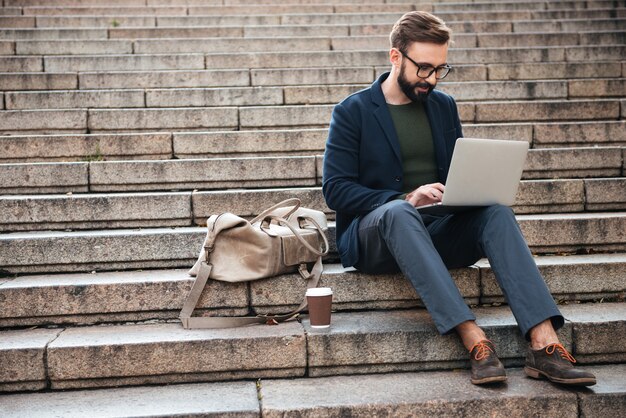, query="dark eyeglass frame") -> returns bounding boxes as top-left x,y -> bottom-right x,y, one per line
401,51 -> 452,80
